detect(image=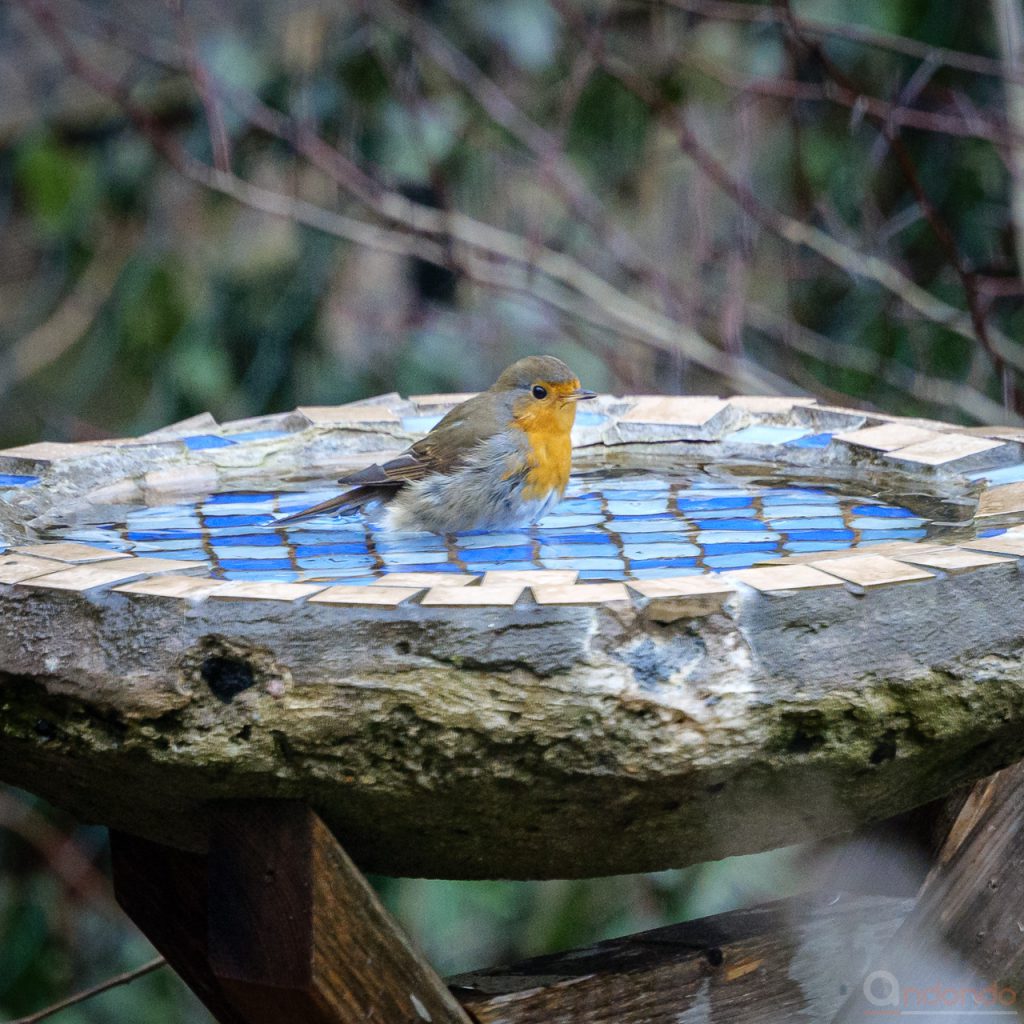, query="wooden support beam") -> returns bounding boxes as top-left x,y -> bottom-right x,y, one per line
834,760 -> 1024,1020
112,802 -> 472,1024
207,800 -> 472,1024
450,892 -> 912,1023
109,831 -> 251,1024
